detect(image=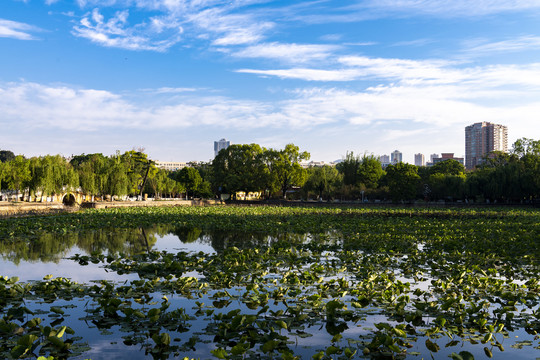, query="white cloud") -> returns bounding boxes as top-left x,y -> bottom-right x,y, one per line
72,8 -> 183,51
462,35 -> 540,56
236,68 -> 362,81
238,55 -> 540,94
233,42 -> 341,63
68,1 -> 275,51
338,56 -> 461,84
2,79 -> 539,162
359,0 -> 540,17
0,19 -> 39,40
188,7 -> 273,46
149,87 -> 198,94
285,0 -> 540,25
